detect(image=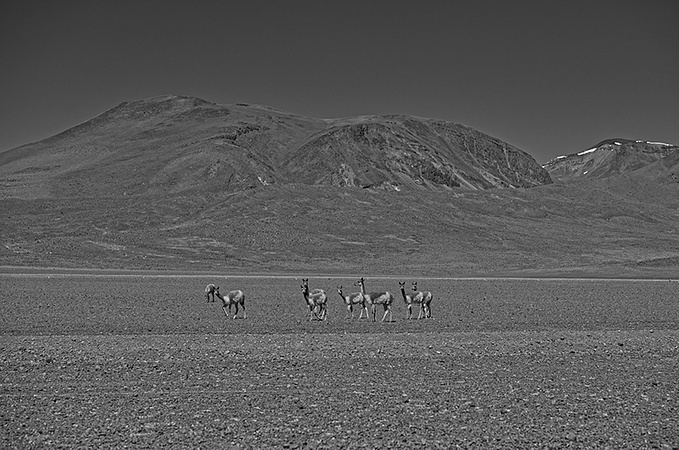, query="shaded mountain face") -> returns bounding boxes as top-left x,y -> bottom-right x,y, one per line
543,139 -> 678,183
0,95 -> 551,200
281,116 -> 552,190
